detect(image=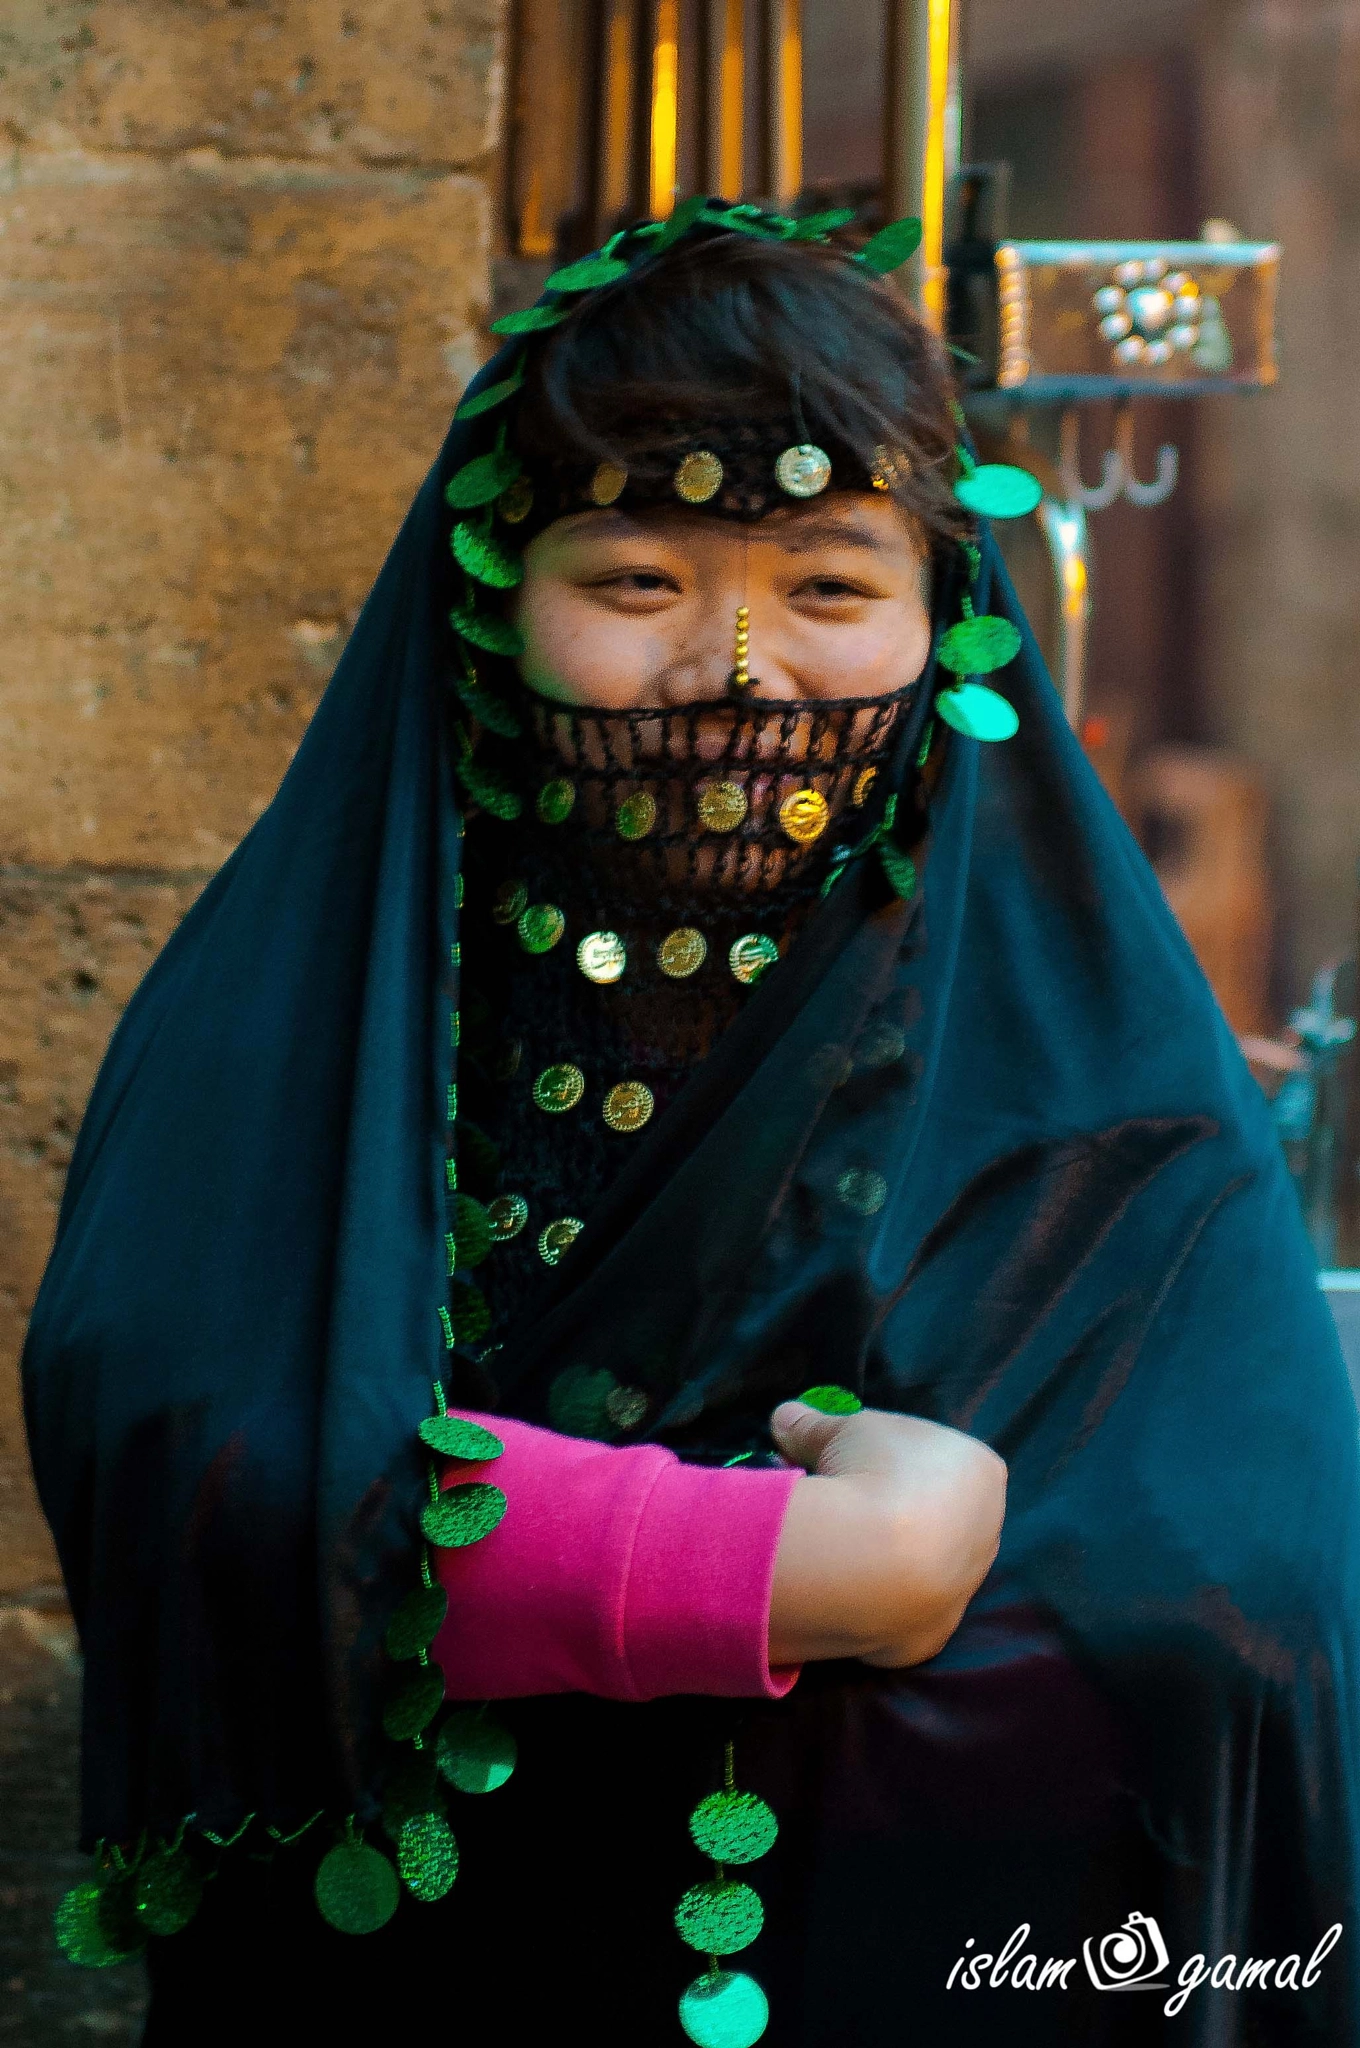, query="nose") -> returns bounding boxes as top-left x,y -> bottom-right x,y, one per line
653,600 -> 798,707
